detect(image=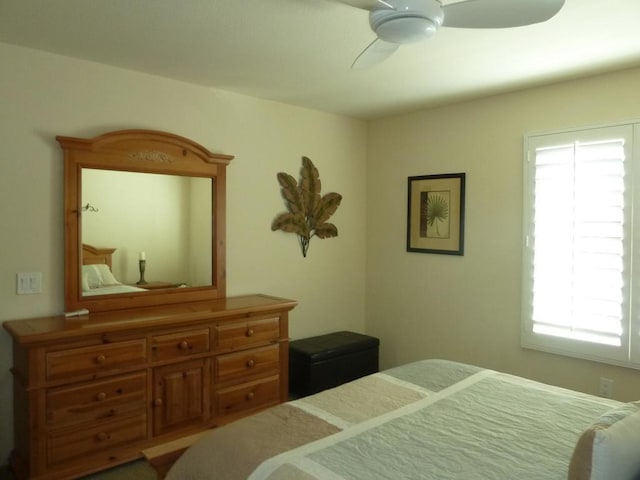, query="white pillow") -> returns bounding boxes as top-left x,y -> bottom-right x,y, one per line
568,401 -> 640,480
82,265 -> 102,289
93,263 -> 120,286
81,264 -> 121,288
81,272 -> 91,292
